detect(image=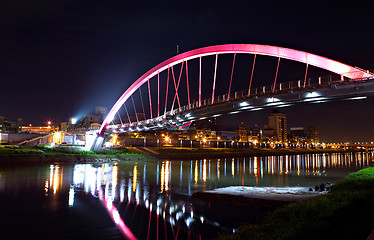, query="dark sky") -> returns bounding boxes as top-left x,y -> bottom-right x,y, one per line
1,0 -> 374,142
